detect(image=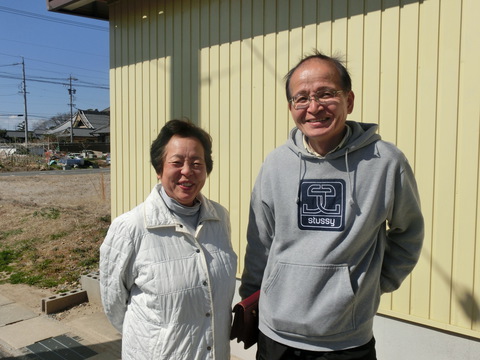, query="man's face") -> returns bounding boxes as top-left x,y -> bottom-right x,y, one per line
288,59 -> 354,155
